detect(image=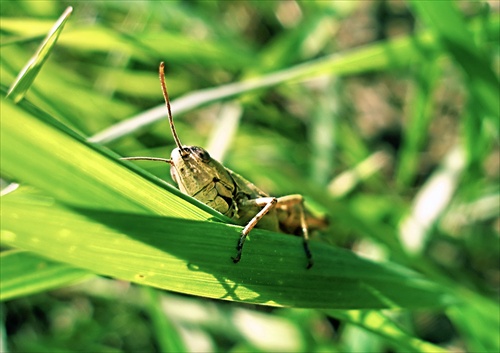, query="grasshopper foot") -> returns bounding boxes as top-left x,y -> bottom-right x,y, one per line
232,233 -> 246,264
232,244 -> 243,263
231,253 -> 241,264
303,240 -> 314,269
